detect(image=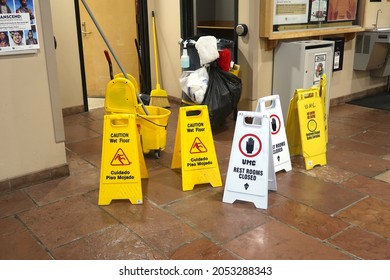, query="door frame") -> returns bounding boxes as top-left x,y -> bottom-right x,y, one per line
74,0 -> 88,111
74,0 -> 151,111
